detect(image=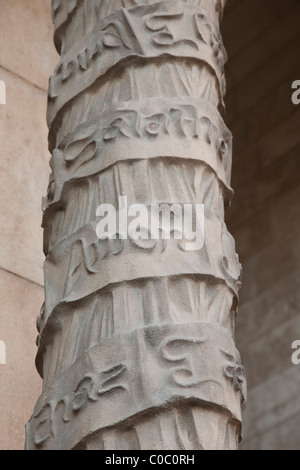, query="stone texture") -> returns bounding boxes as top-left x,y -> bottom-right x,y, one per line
0,0 -> 59,91
226,3 -> 300,91
223,0 -> 300,451
239,315 -> 300,388
258,110 -> 300,169
221,0 -> 295,60
236,270 -> 300,349
0,1 -> 58,451
228,31 -> 300,117
0,67 -> 50,286
26,0 -> 245,450
0,0 -> 297,451
242,366 -> 300,442
0,268 -> 42,451
229,81 -> 296,187
241,411 -> 300,451
227,146 -> 300,229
